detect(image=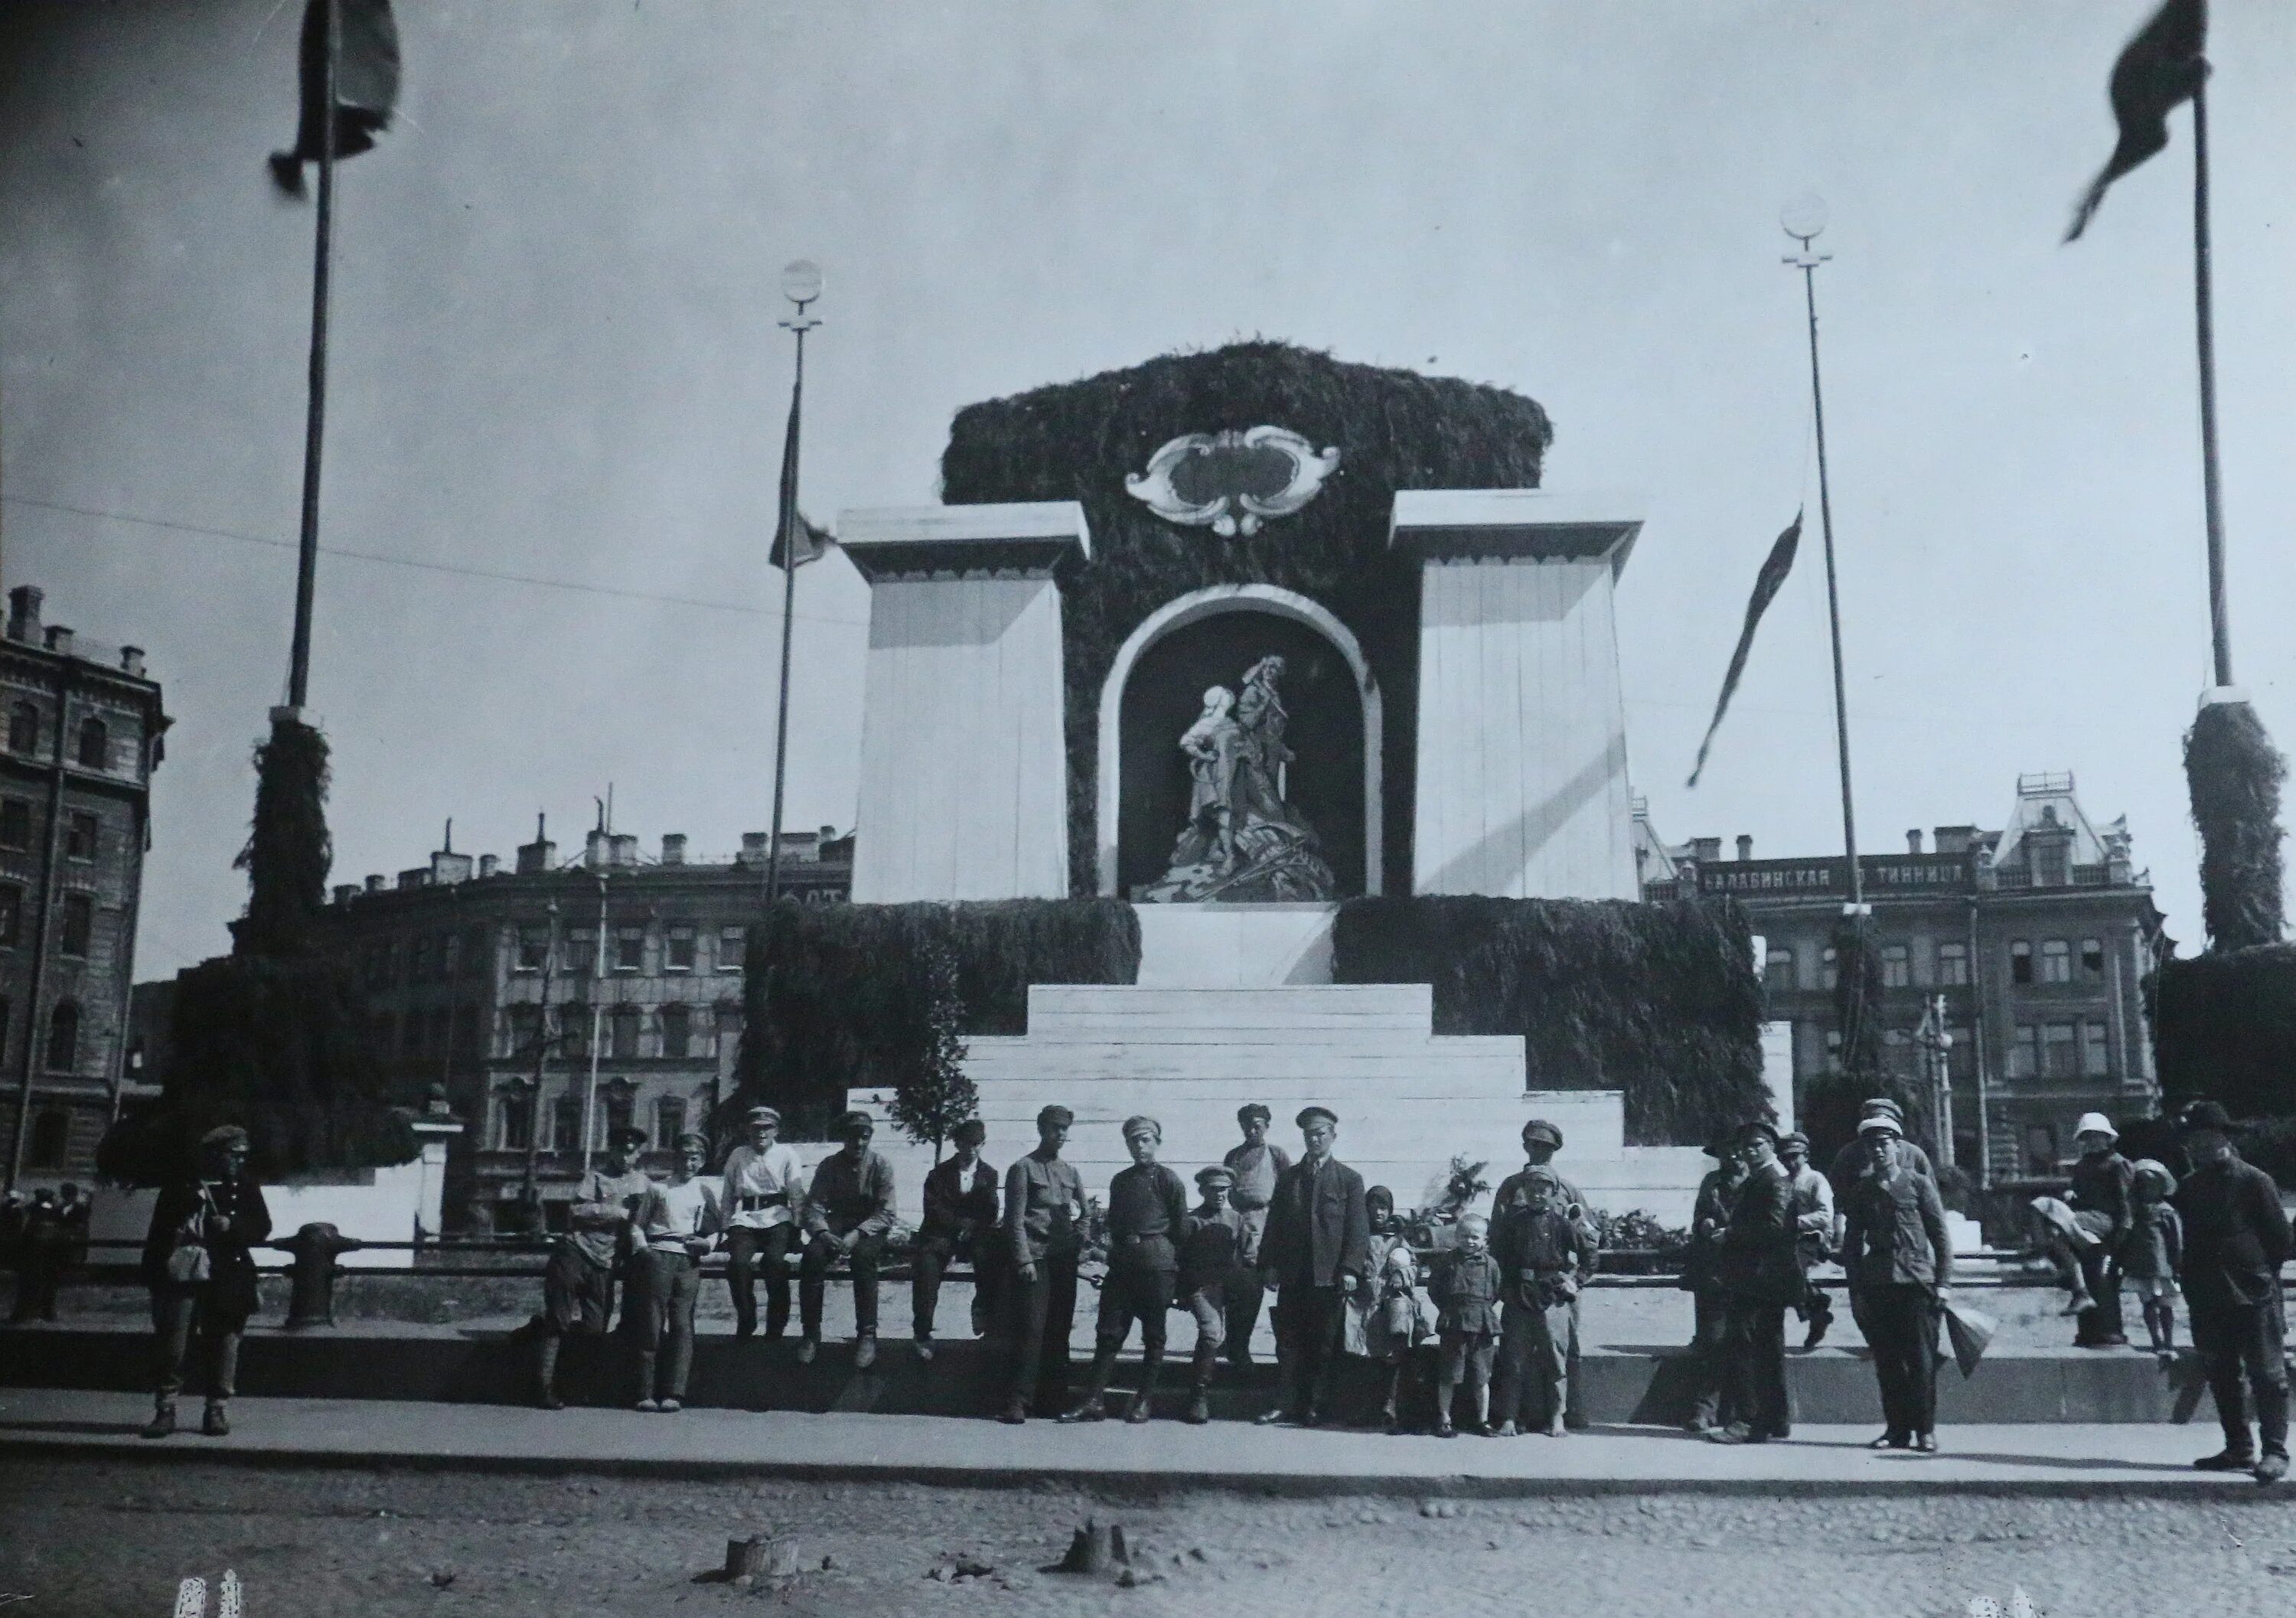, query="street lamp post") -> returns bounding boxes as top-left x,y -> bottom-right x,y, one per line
518,899 -> 558,1228
764,259 -> 822,910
